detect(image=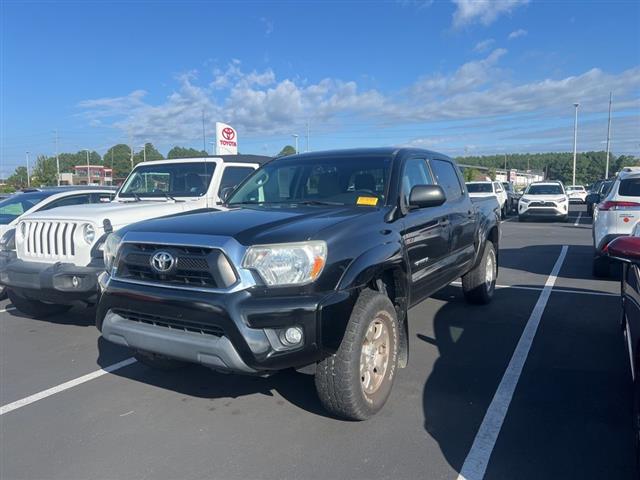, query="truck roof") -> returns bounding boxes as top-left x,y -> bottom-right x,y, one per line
136,155 -> 272,167
273,147 -> 451,161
